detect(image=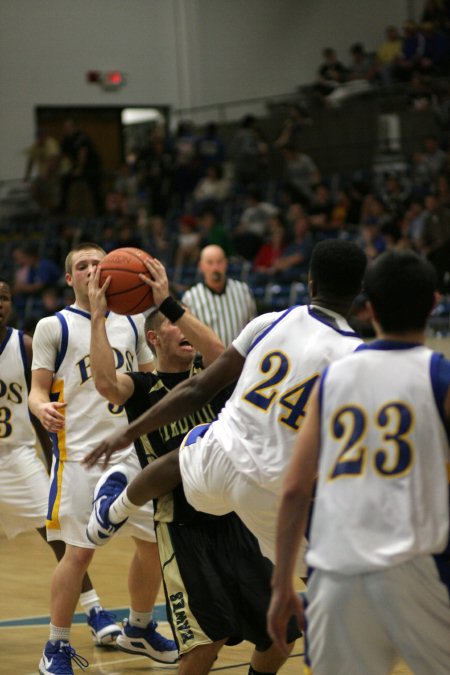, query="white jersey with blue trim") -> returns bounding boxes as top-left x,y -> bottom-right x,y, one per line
32,306 -> 153,463
0,327 -> 35,453
308,342 -> 450,574
211,304 -> 362,487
